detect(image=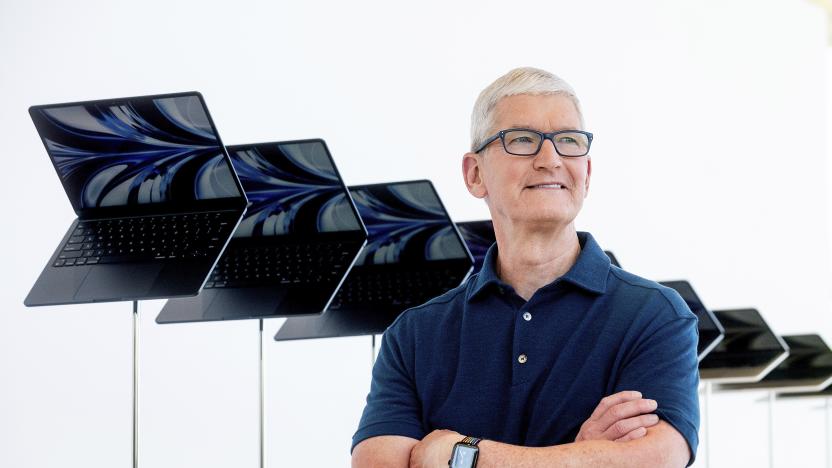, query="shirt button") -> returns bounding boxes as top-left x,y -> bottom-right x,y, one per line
518,354 -> 528,364
523,312 -> 532,321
